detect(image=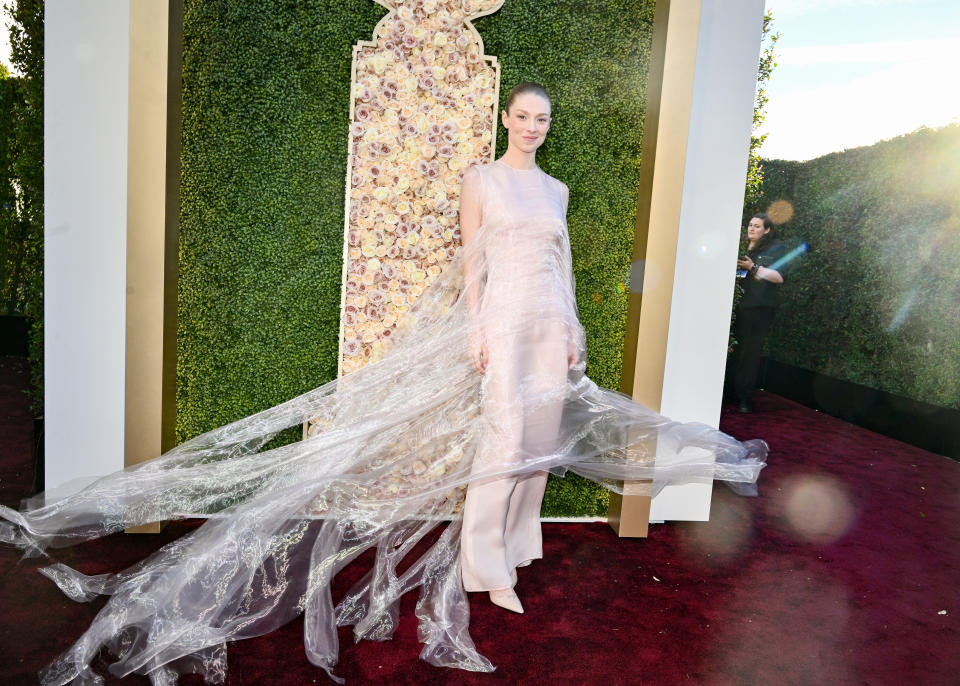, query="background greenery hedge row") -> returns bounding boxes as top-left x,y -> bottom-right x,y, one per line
179,0 -> 656,515
745,124 -> 960,410
1,0 -> 44,411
